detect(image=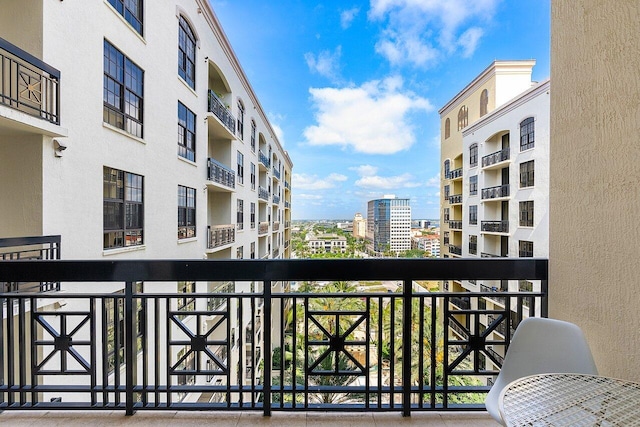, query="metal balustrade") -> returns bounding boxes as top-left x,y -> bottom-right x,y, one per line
0,235 -> 60,292
0,258 -> 547,415
207,90 -> 236,134
481,184 -> 510,200
259,151 -> 270,169
258,187 -> 269,201
207,225 -> 235,249
447,168 -> 463,180
207,158 -> 235,189
480,221 -> 509,233
481,148 -> 510,168
448,194 -> 462,205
